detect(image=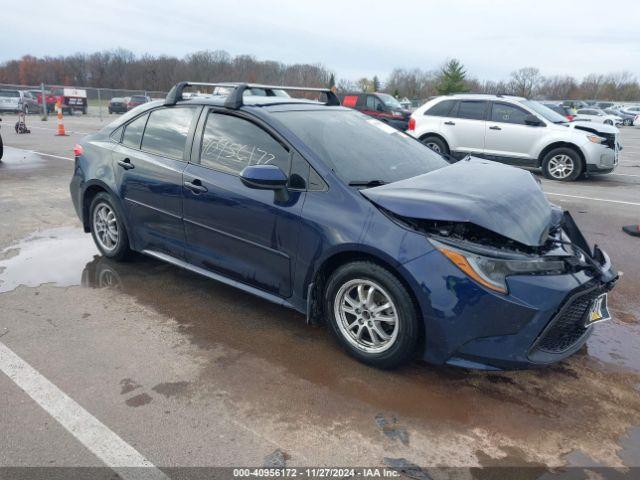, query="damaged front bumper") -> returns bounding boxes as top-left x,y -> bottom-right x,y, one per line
402,212 -> 618,370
